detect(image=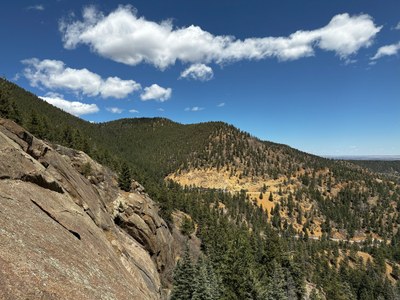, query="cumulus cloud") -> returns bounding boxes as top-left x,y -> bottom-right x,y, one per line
106,107 -> 124,114
395,22 -> 400,30
60,6 -> 382,69
185,106 -> 204,112
27,4 -> 44,11
180,64 -> 213,81
140,84 -> 171,101
39,93 -> 99,116
129,109 -> 139,113
371,42 -> 400,60
22,58 -> 141,99
101,77 -> 141,98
